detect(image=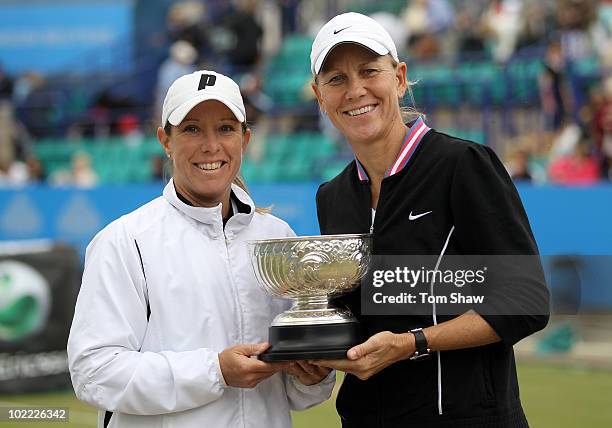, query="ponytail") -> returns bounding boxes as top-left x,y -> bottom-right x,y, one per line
235,124 -> 271,214
232,174 -> 271,214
